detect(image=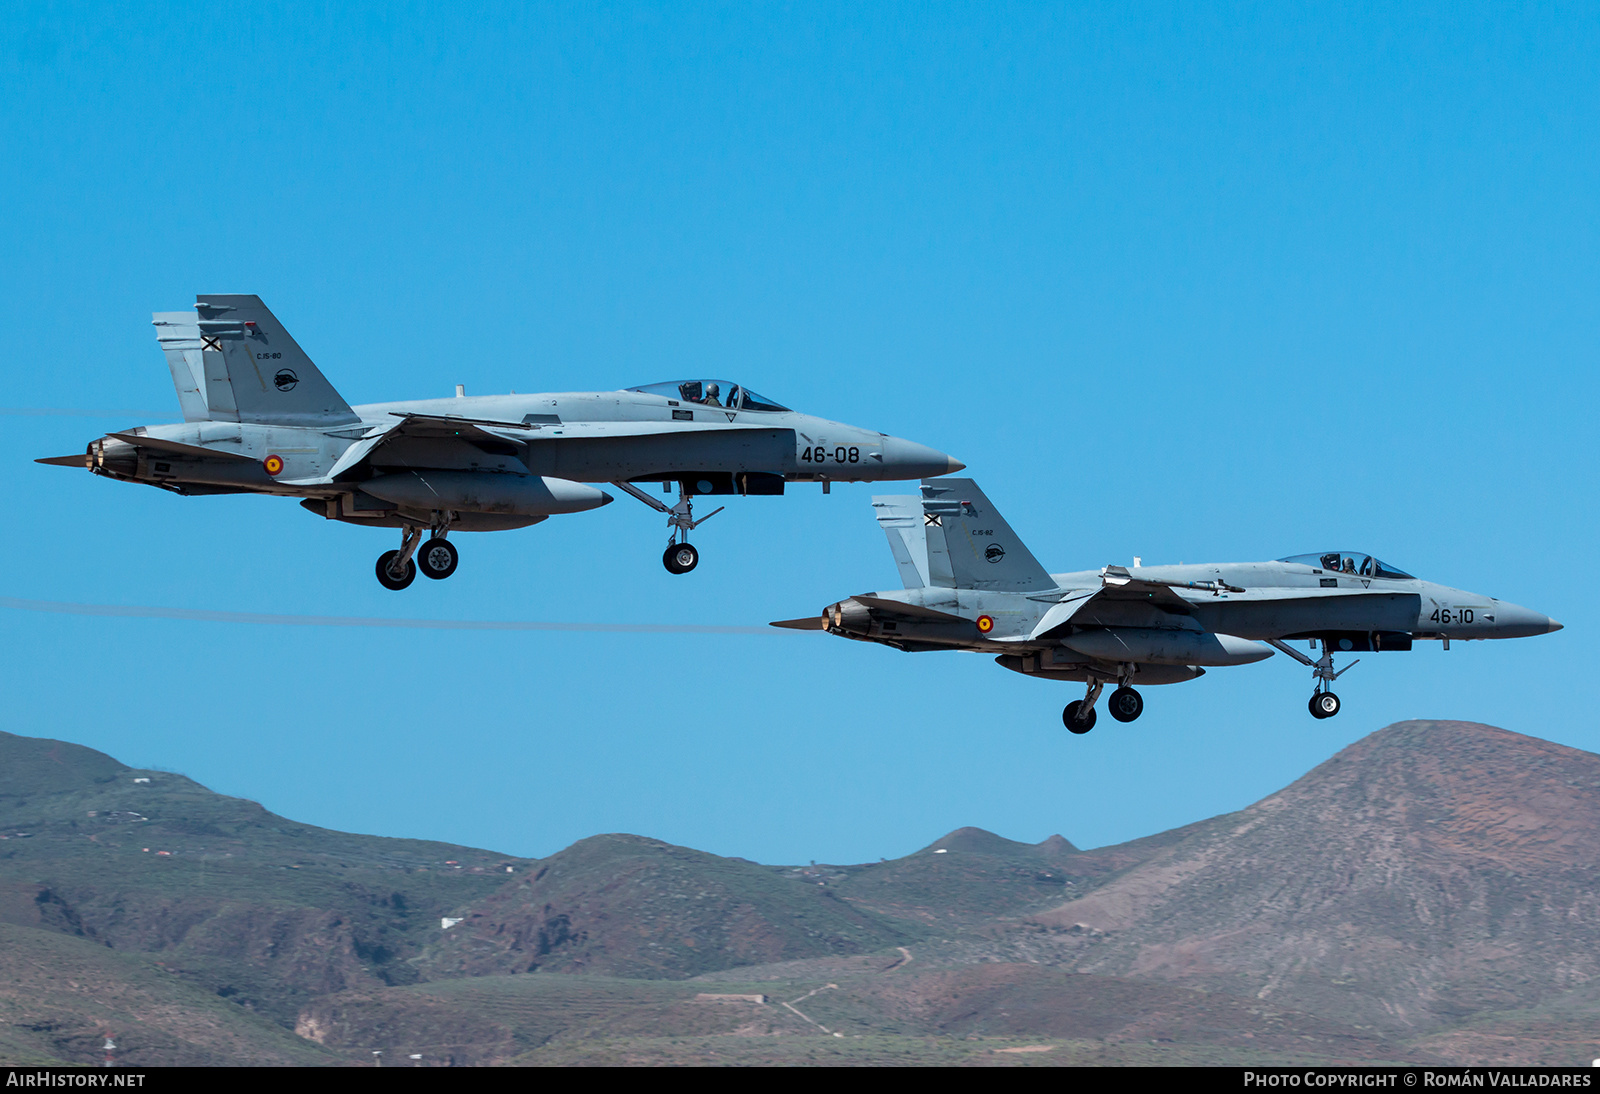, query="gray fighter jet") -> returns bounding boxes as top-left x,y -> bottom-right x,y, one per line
36,295 -> 961,588
773,479 -> 1563,730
